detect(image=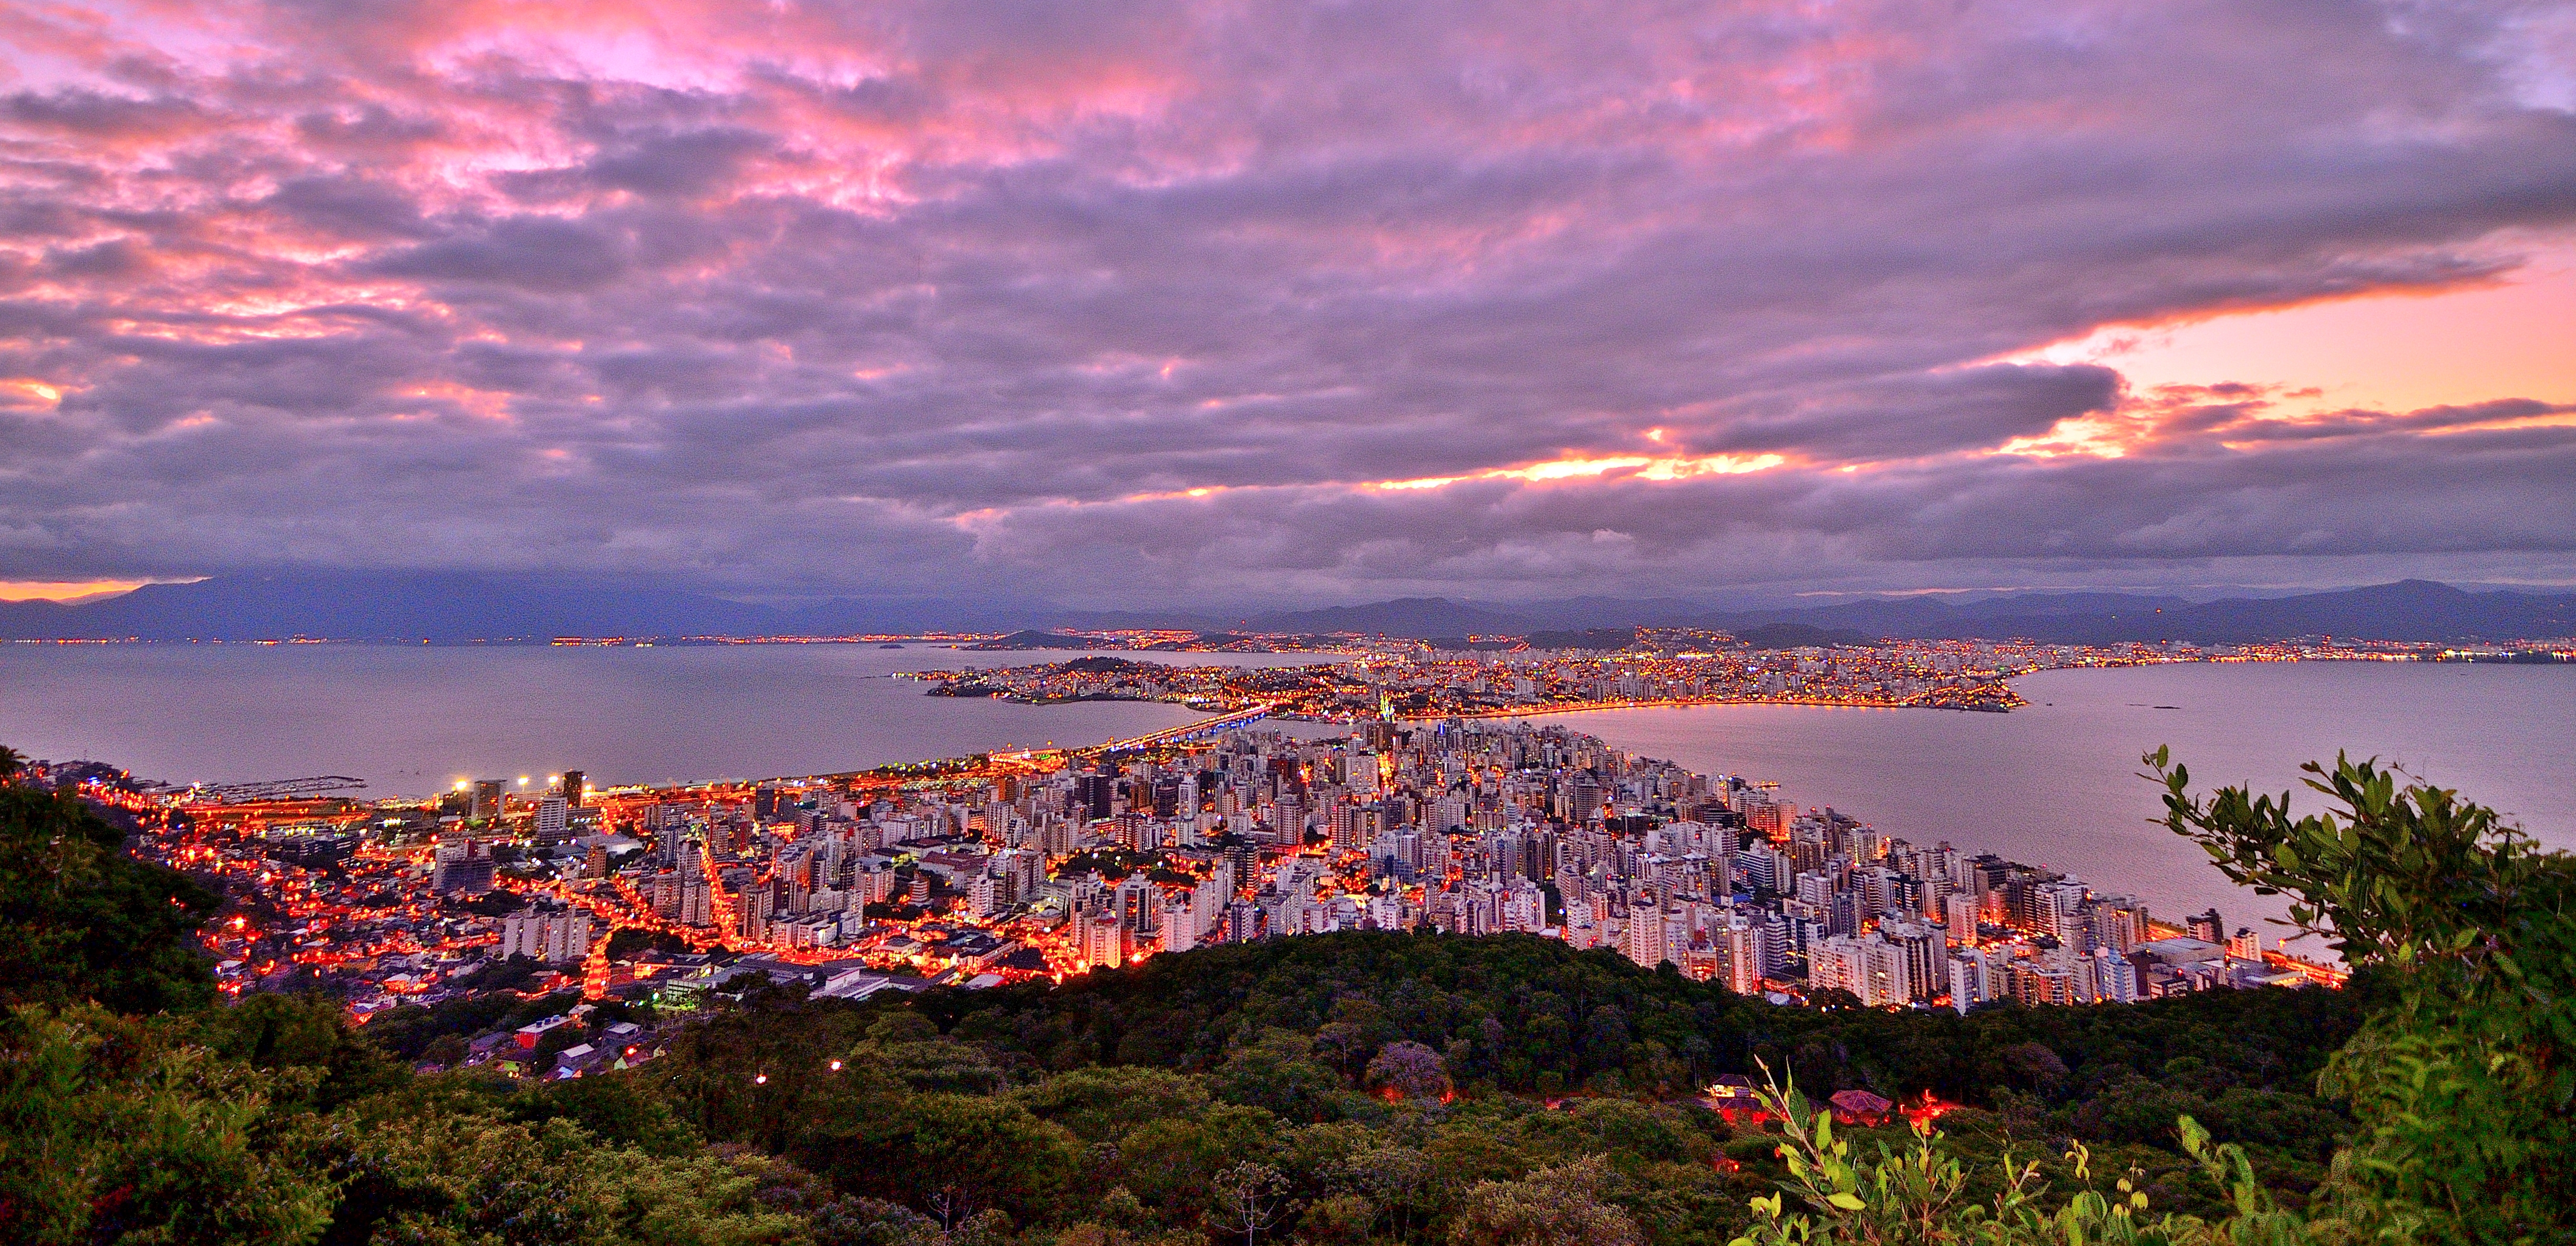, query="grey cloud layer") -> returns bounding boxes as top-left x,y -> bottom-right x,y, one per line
0,0 -> 2570,601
